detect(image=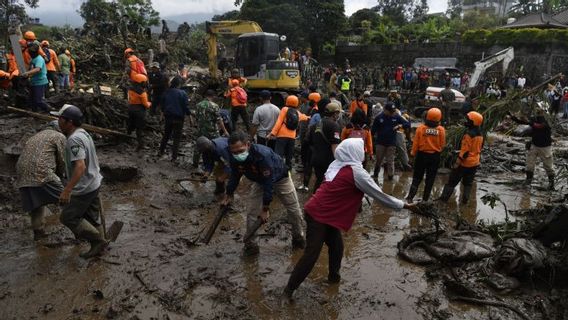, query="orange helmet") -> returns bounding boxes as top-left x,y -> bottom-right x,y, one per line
132,73 -> 148,83
308,92 -> 321,103
285,95 -> 299,108
230,79 -> 240,87
466,111 -> 483,127
23,31 -> 36,40
426,108 -> 442,122
40,40 -> 49,46
124,48 -> 134,57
